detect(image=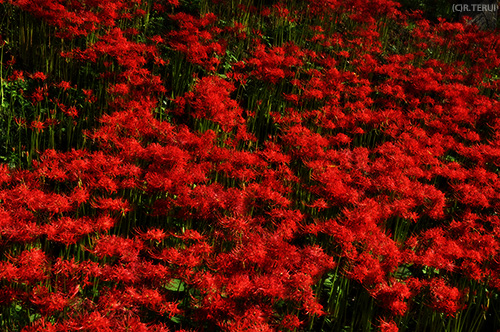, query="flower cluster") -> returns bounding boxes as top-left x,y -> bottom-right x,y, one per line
0,0 -> 499,331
